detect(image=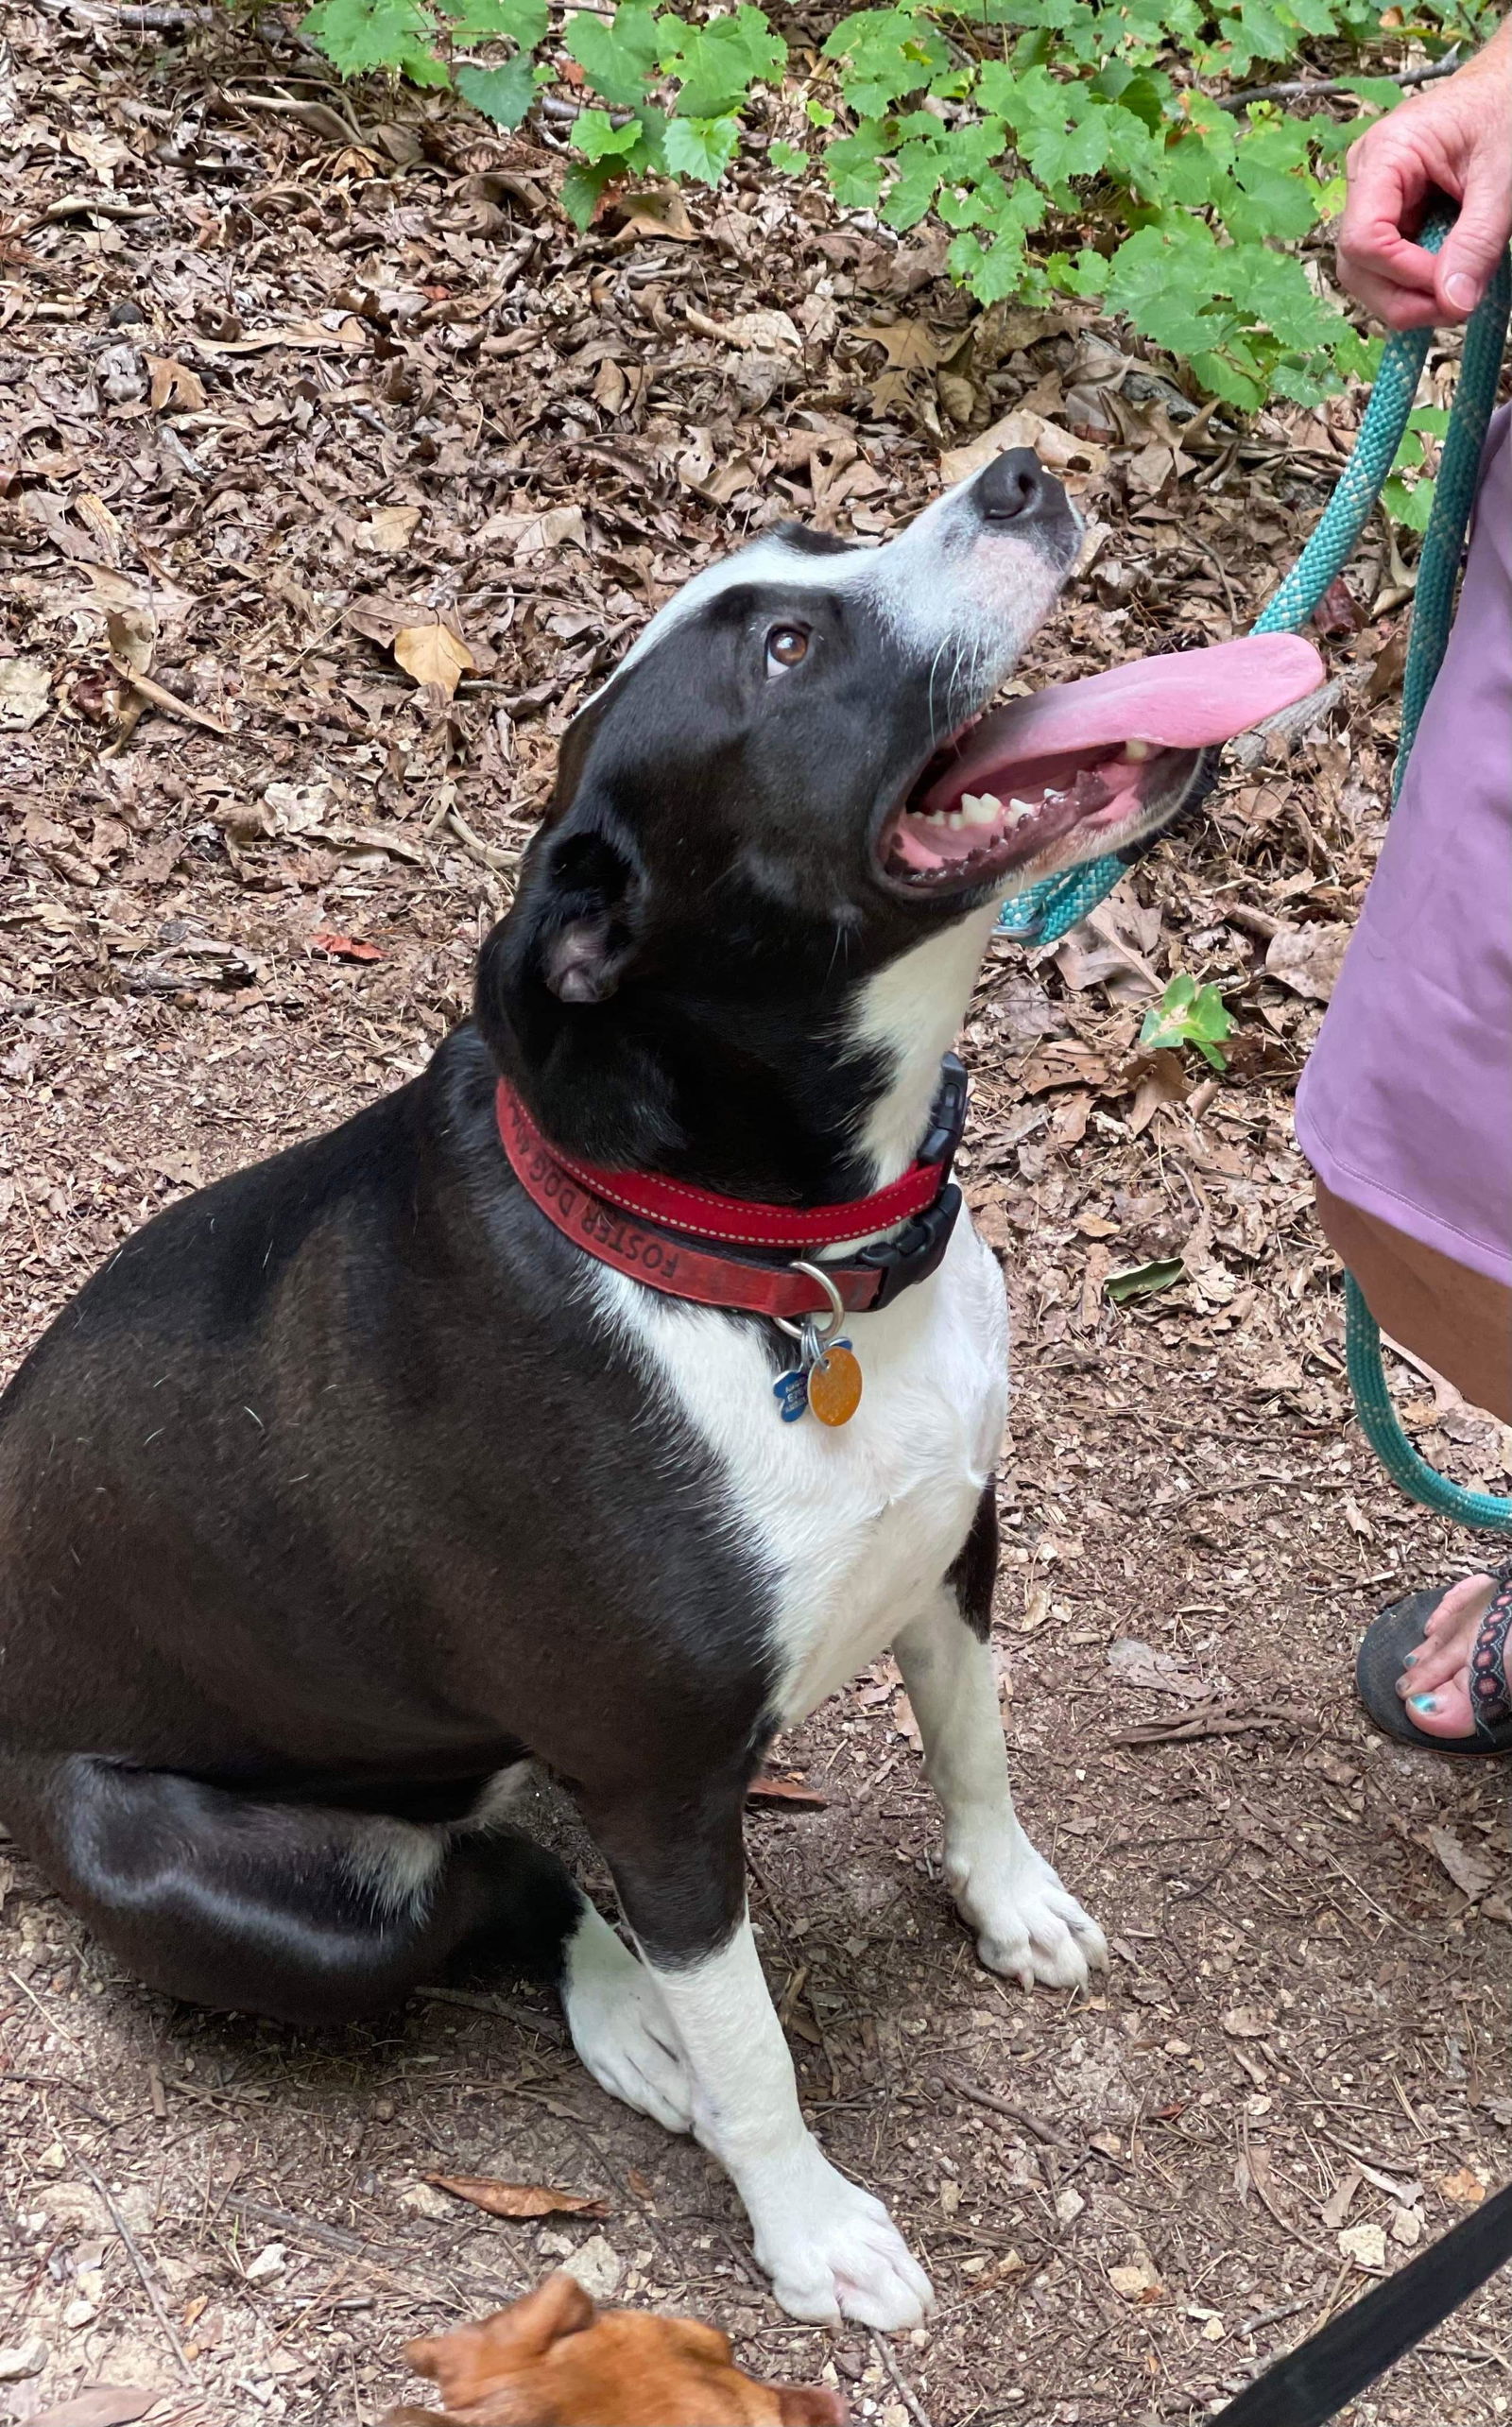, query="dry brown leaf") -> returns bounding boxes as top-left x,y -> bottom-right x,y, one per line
77,561 -> 197,624
30,2392 -> 167,2427
1264,922 -> 1349,1003
145,353 -> 206,412
1423,1825 -> 1496,1902
612,184 -> 696,243
858,318 -> 950,371
392,623 -> 474,698
1435,2168 -> 1488,2204
0,658 -> 51,732
686,304 -> 802,355
104,605 -> 155,676
426,2176 -> 608,2220
1320,2166 -> 1362,2230
474,504 -> 586,560
1220,2005 -> 1273,2039
747,1773 -> 828,1809
187,317 -> 367,356
108,658 -> 227,734
357,504 -> 422,555
75,491 -> 124,564
941,408 -> 1108,488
